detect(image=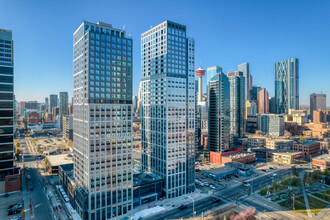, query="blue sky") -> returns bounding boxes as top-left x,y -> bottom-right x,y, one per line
1,0 -> 330,105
